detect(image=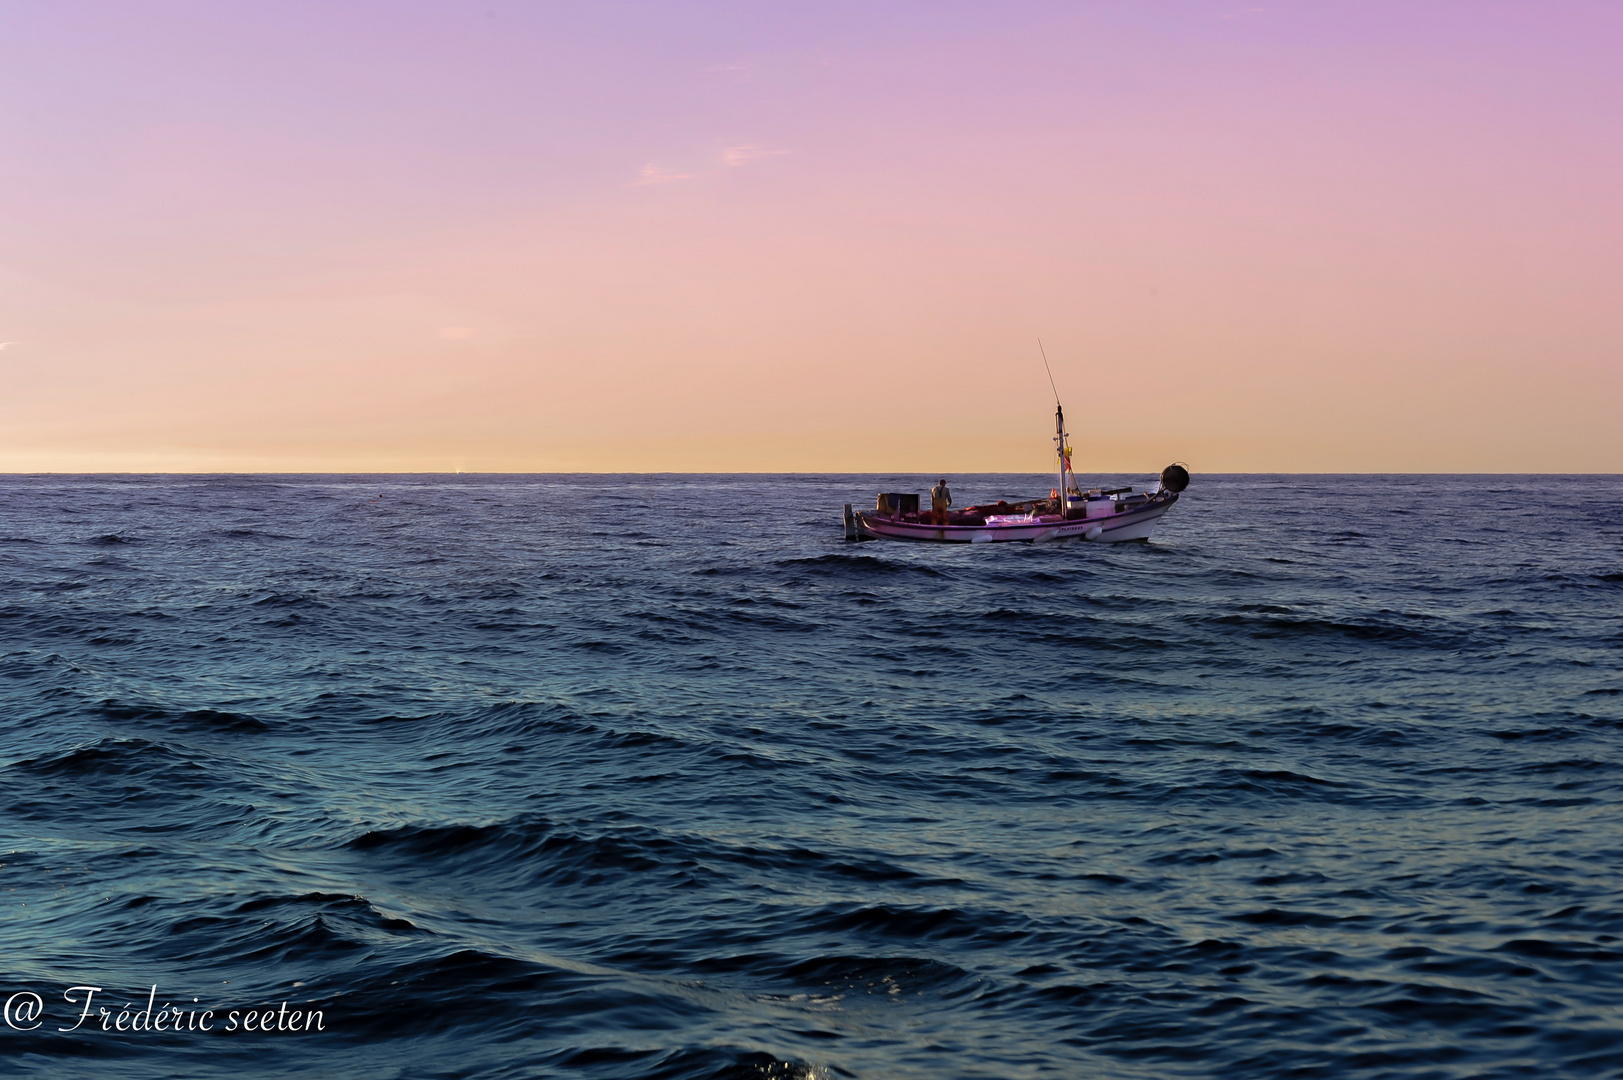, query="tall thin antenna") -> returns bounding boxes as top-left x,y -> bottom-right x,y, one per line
1038,338 -> 1060,405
